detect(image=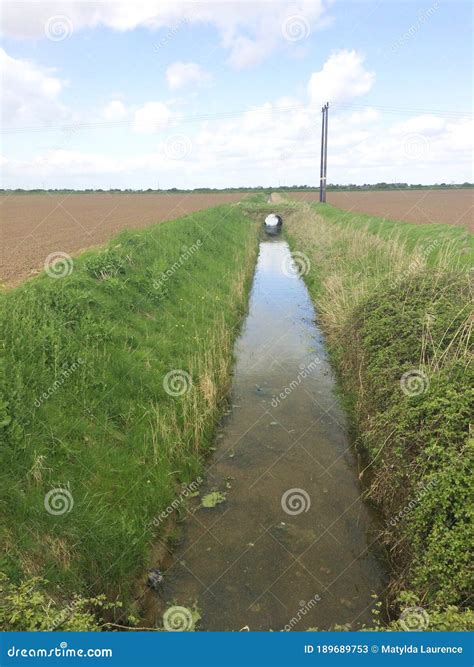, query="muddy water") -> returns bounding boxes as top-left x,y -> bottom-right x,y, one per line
160,234 -> 386,631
